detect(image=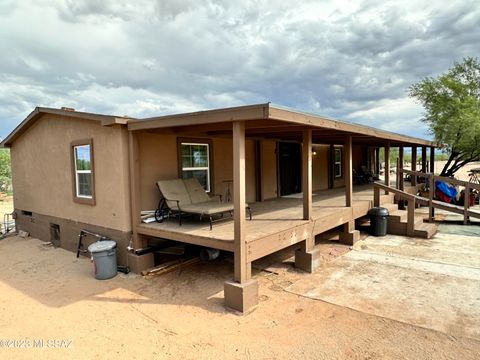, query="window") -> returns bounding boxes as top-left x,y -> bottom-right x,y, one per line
334,148 -> 342,178
71,140 -> 95,205
180,141 -> 211,192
